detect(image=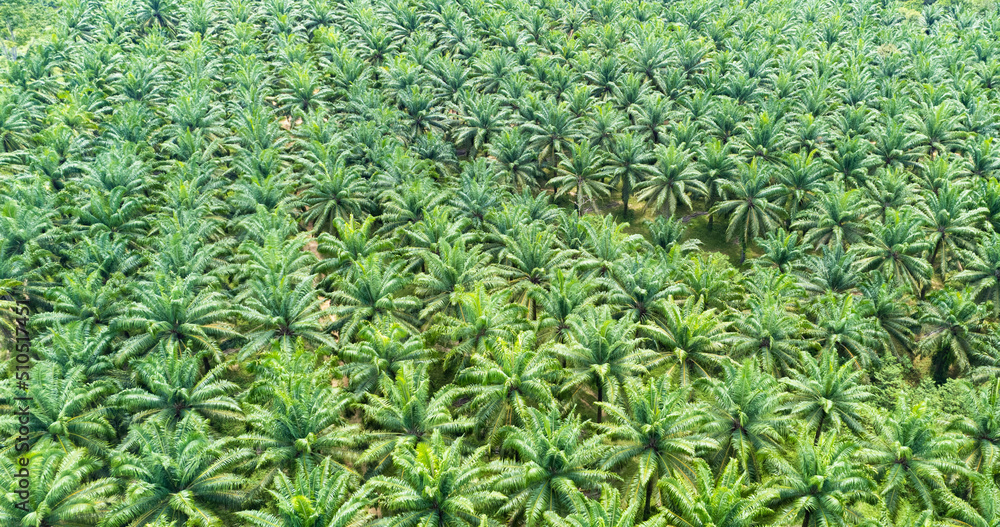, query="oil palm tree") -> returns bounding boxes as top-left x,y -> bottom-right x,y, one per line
0,447 -> 118,527
658,458 -> 773,527
948,379 -> 1000,475
453,334 -> 560,445
770,435 -> 877,527
915,182 -> 986,278
699,360 -> 790,482
782,350 -> 873,445
918,289 -> 999,383
556,306 -> 655,422
857,399 -> 970,518
338,317 -> 436,396
595,377 -> 715,519
953,233 -> 1000,319
104,416 -> 252,527
635,144 -> 706,218
552,139 -> 610,213
605,132 -> 656,217
498,406 -> 613,527
359,364 -> 471,477
327,256 -> 421,341
712,160 -> 785,263
365,431 -> 504,527
642,296 -> 734,387
237,458 -> 370,527
854,209 -> 933,296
